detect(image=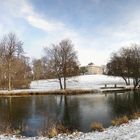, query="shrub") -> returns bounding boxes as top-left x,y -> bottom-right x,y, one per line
46,123 -> 70,138
112,116 -> 129,126
90,122 -> 104,132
